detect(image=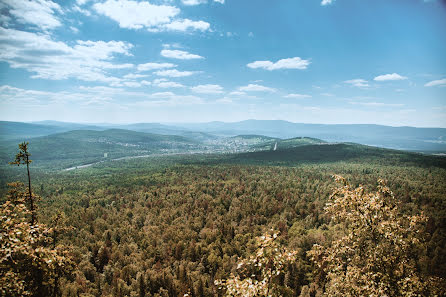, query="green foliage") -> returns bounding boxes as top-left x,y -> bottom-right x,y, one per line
1,141 -> 445,296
